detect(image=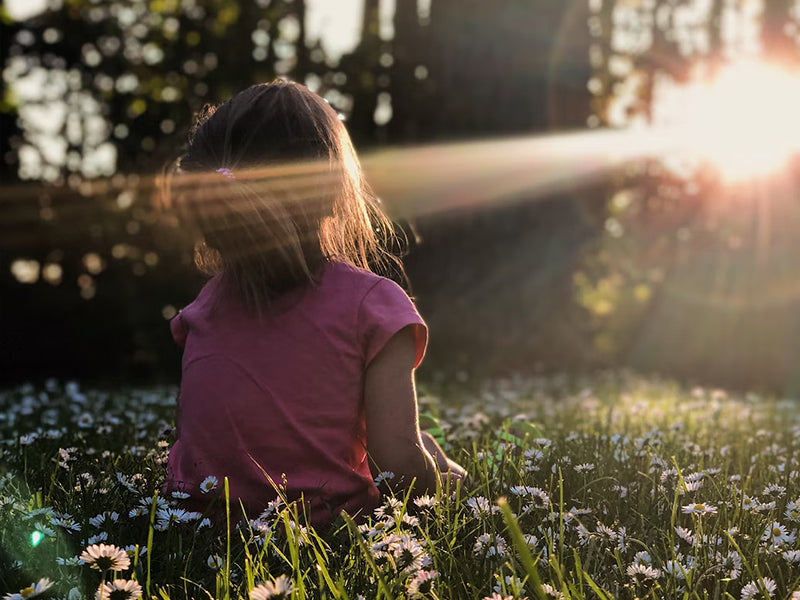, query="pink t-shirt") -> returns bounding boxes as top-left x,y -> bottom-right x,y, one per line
165,261 -> 427,525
